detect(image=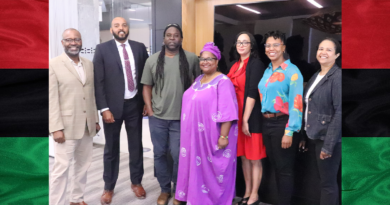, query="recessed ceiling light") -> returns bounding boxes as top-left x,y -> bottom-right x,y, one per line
128,9 -> 135,11
236,5 -> 261,14
307,0 -> 323,8
129,18 -> 144,21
